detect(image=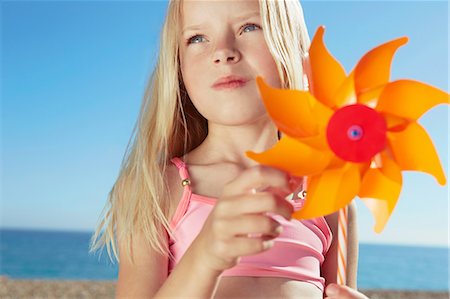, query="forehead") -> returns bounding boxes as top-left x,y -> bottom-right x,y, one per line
181,0 -> 261,28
